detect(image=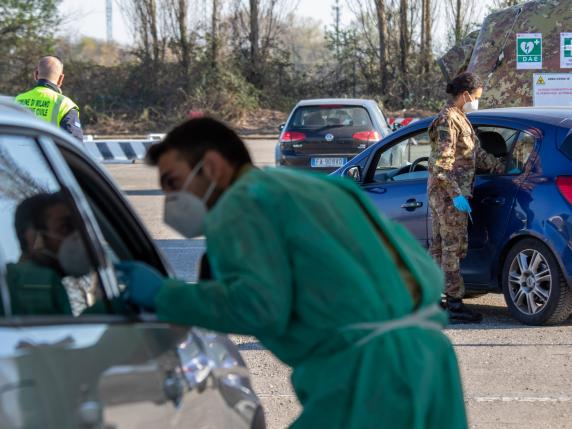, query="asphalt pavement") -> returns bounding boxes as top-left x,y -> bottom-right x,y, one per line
104,137 -> 572,429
